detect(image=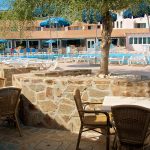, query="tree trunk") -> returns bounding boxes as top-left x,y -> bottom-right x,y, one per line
100,11 -> 113,75
146,14 -> 150,32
